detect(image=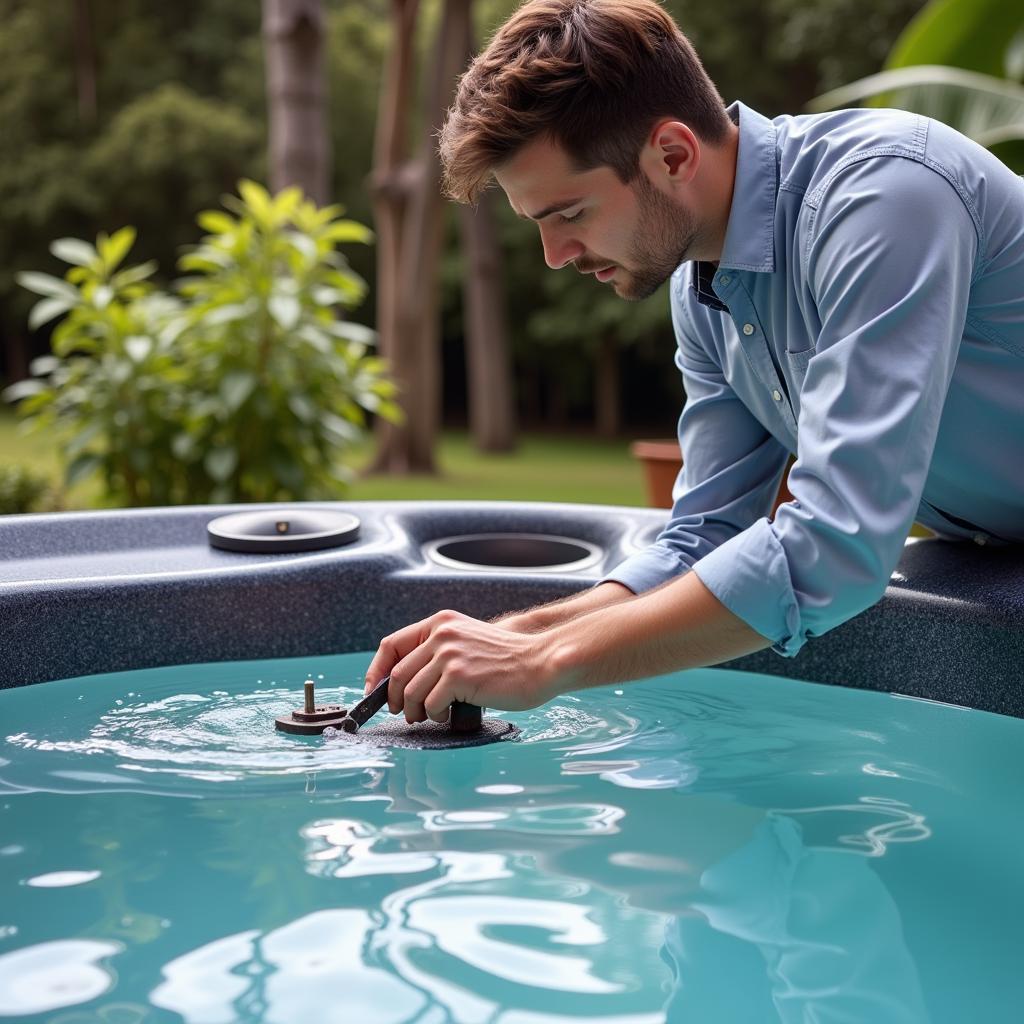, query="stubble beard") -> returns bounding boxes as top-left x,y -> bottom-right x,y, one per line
617,174 -> 700,301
